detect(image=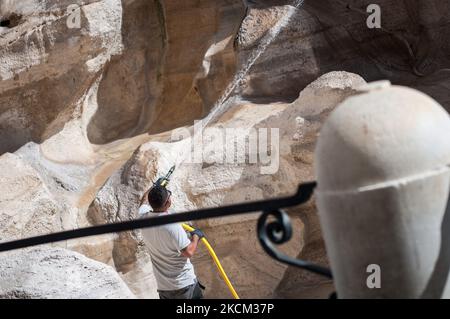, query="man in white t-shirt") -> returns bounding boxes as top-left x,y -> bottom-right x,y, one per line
138,184 -> 205,299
